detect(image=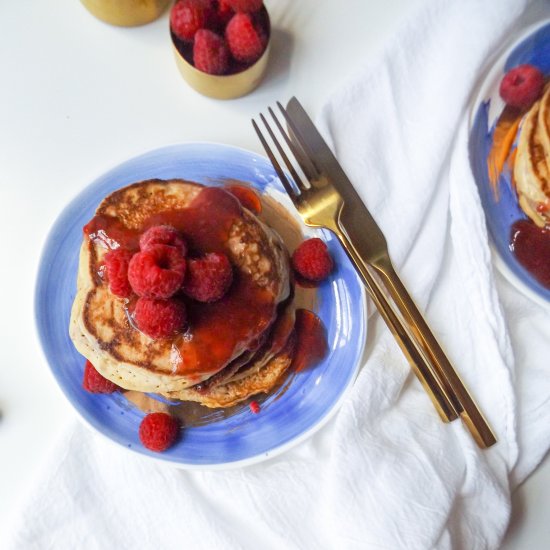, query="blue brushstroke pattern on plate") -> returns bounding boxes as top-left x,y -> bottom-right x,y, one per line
469,22 -> 550,302
34,143 -> 366,467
